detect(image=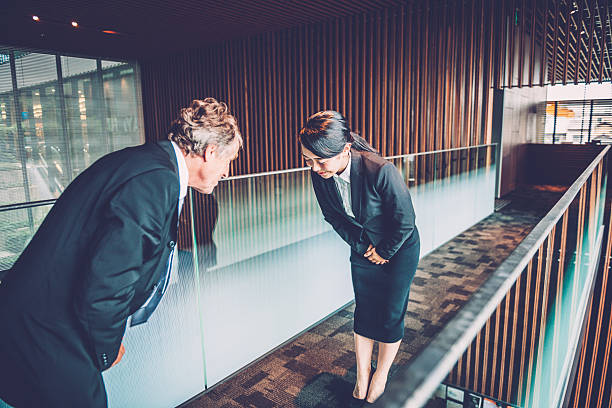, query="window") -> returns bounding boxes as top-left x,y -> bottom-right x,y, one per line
0,46 -> 144,270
